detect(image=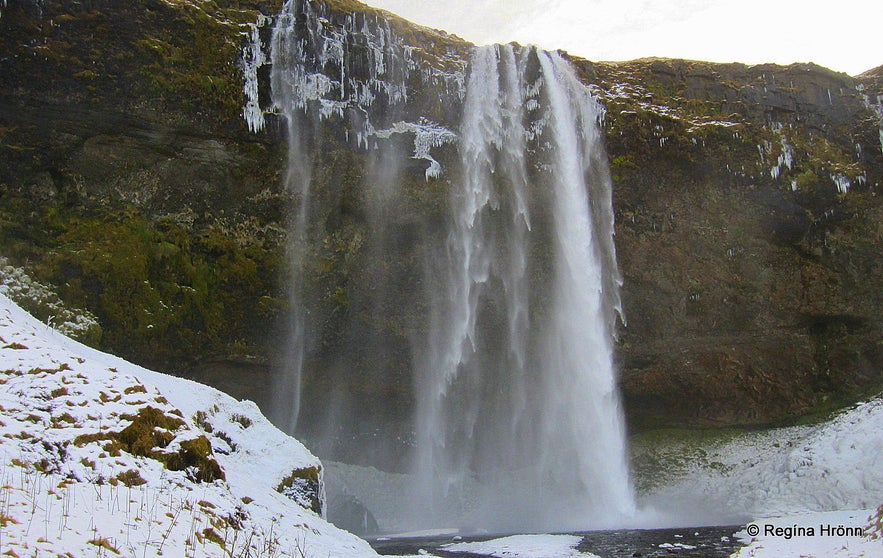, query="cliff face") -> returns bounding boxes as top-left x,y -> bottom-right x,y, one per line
582,58 -> 883,428
0,0 -> 290,382
1,0 -> 881,446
